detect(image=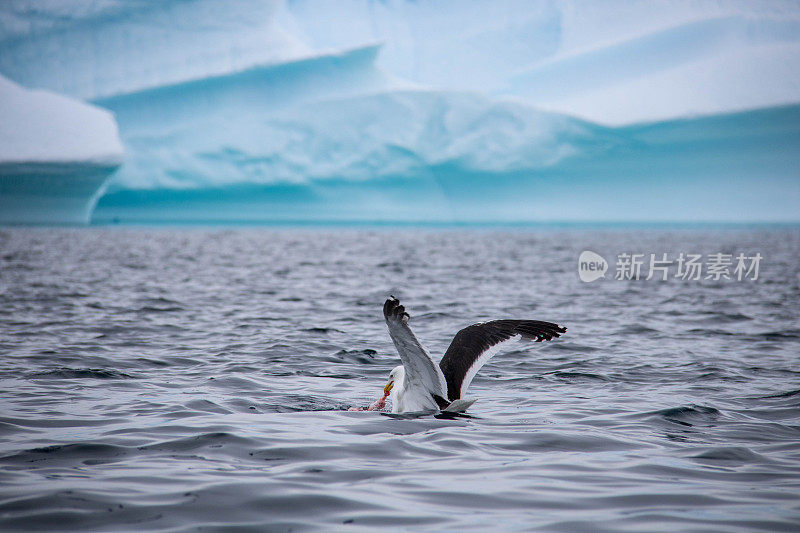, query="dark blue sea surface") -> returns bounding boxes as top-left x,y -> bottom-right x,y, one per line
0,228 -> 799,531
